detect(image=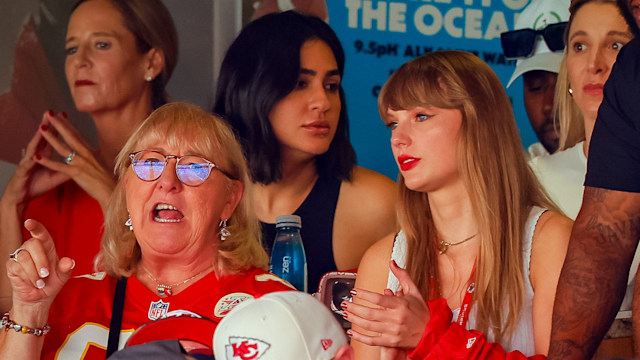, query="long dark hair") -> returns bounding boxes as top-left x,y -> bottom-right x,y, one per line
213,11 -> 356,184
